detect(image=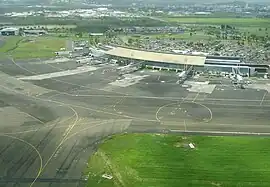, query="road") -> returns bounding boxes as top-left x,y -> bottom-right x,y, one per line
0,58 -> 270,187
